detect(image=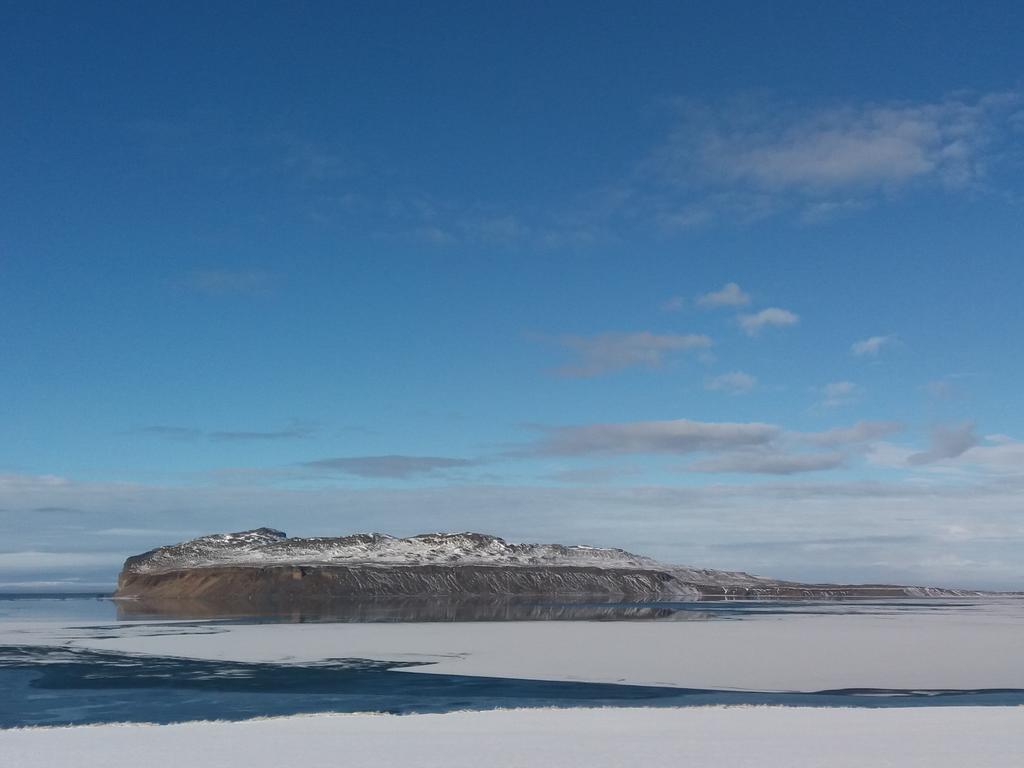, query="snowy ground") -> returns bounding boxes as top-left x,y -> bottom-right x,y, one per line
3,706 -> 1023,768
6,599 -> 1023,691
